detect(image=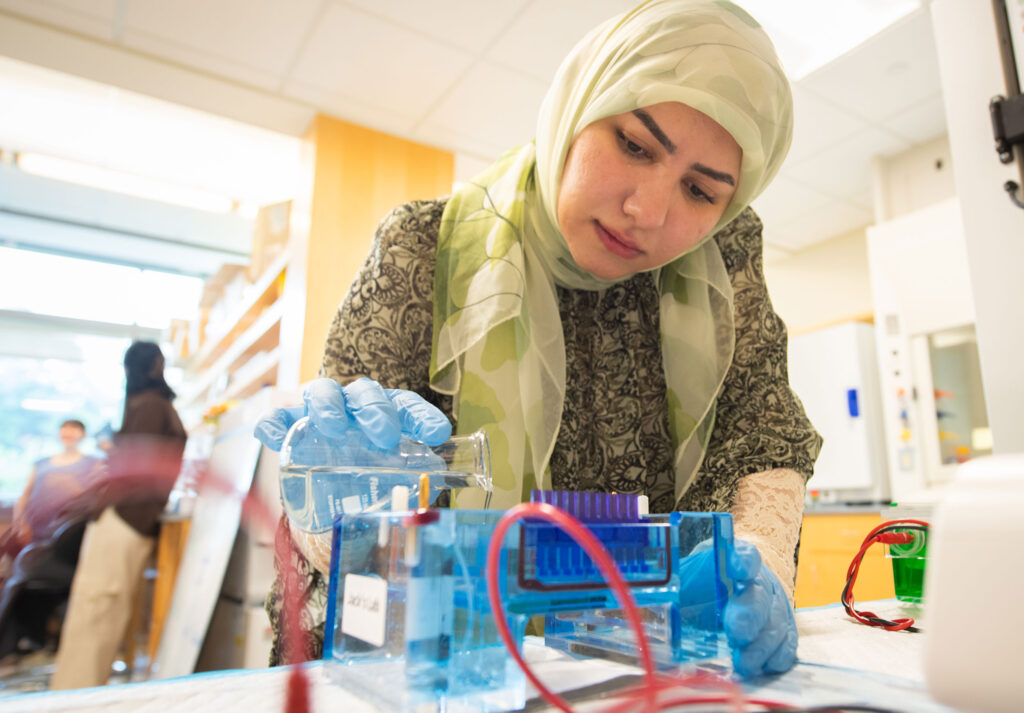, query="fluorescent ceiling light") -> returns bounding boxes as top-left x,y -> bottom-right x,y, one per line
0,57 -> 301,206
21,398 -> 76,412
743,0 -> 922,79
17,152 -> 235,214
